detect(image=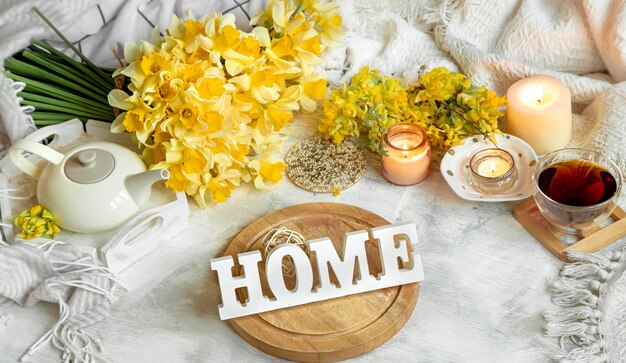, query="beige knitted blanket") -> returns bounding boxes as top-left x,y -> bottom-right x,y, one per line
0,1 -> 625,361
